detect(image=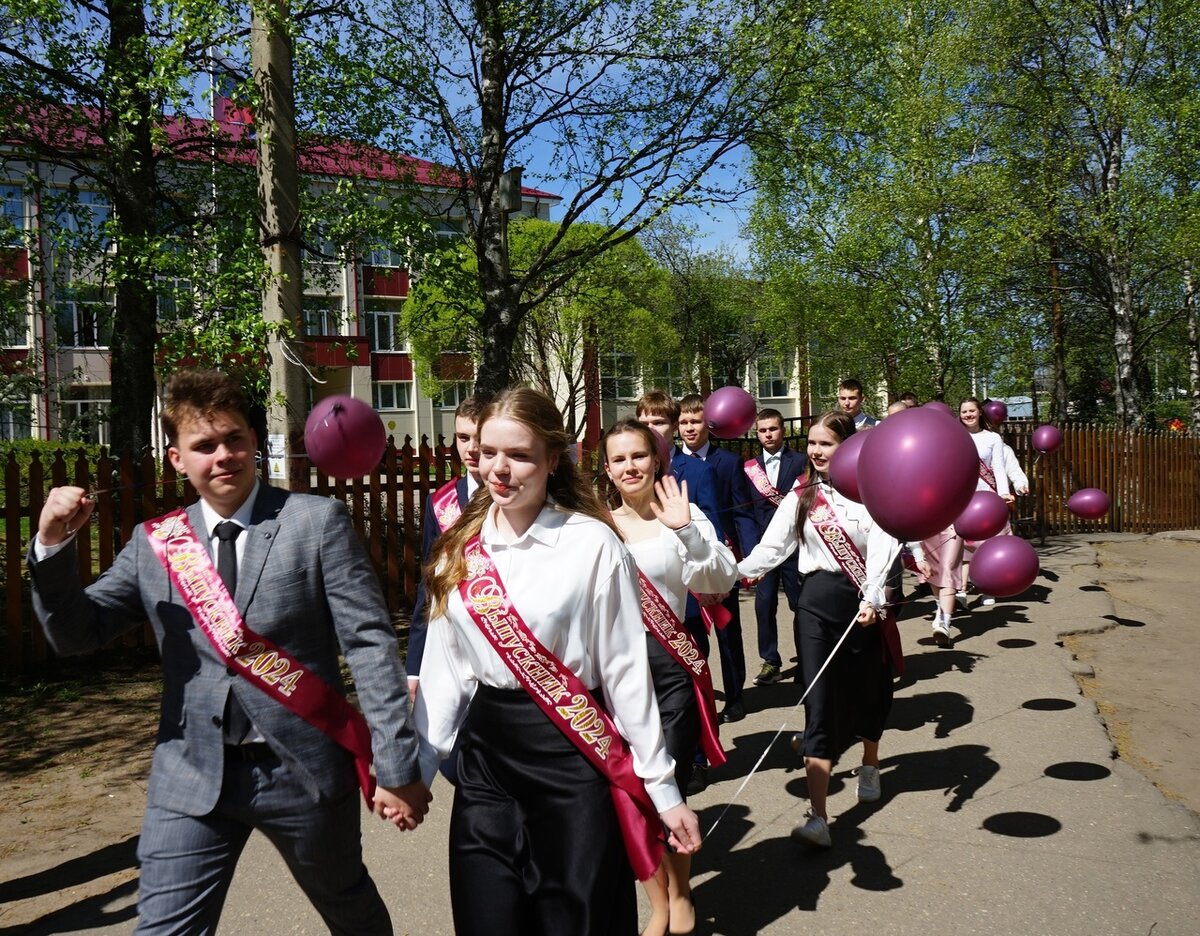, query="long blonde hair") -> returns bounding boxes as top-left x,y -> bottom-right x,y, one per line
424,387 -> 617,617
